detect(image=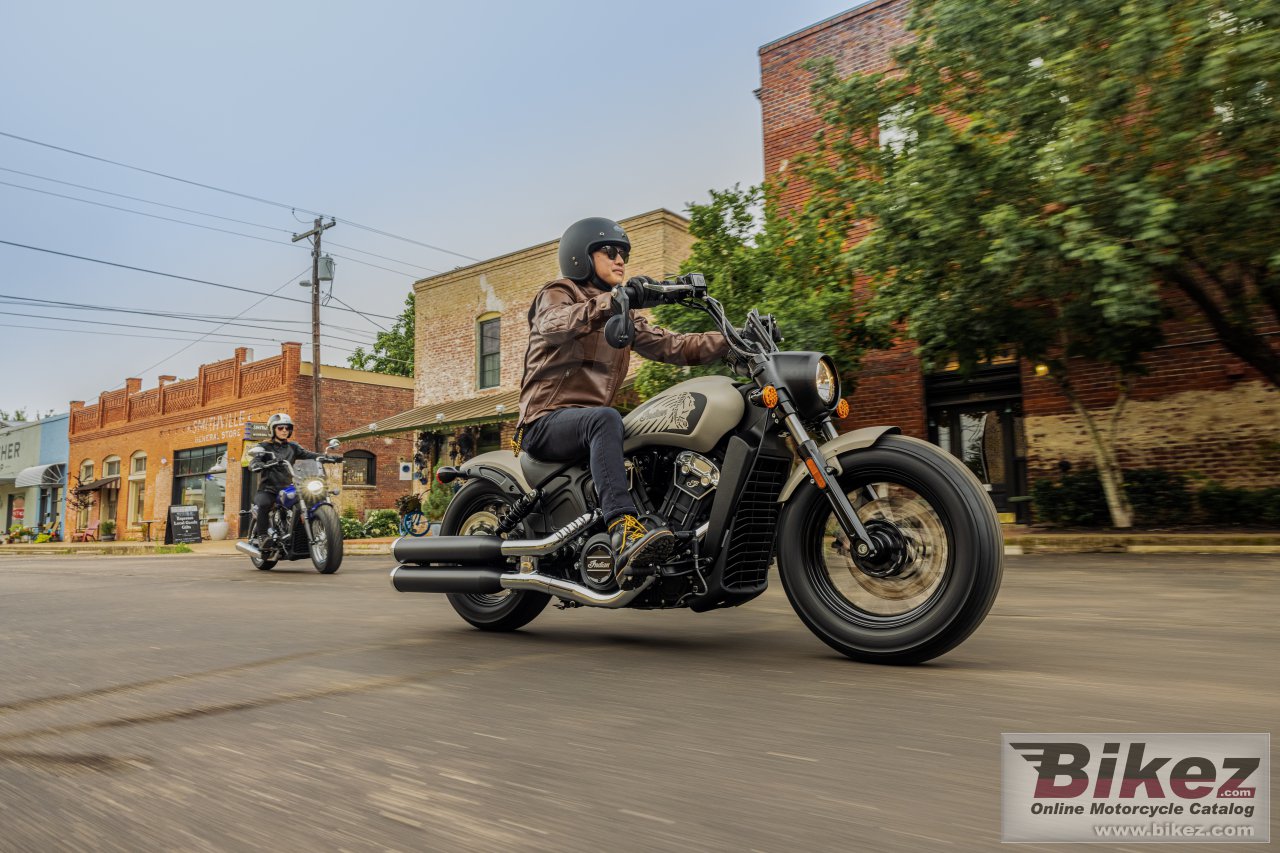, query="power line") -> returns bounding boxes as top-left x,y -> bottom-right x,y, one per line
0,238 -> 399,320
0,179 -> 434,278
0,128 -> 480,263
1,165 -> 445,273
0,307 -> 379,349
326,293 -> 391,332
0,293 -> 378,337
